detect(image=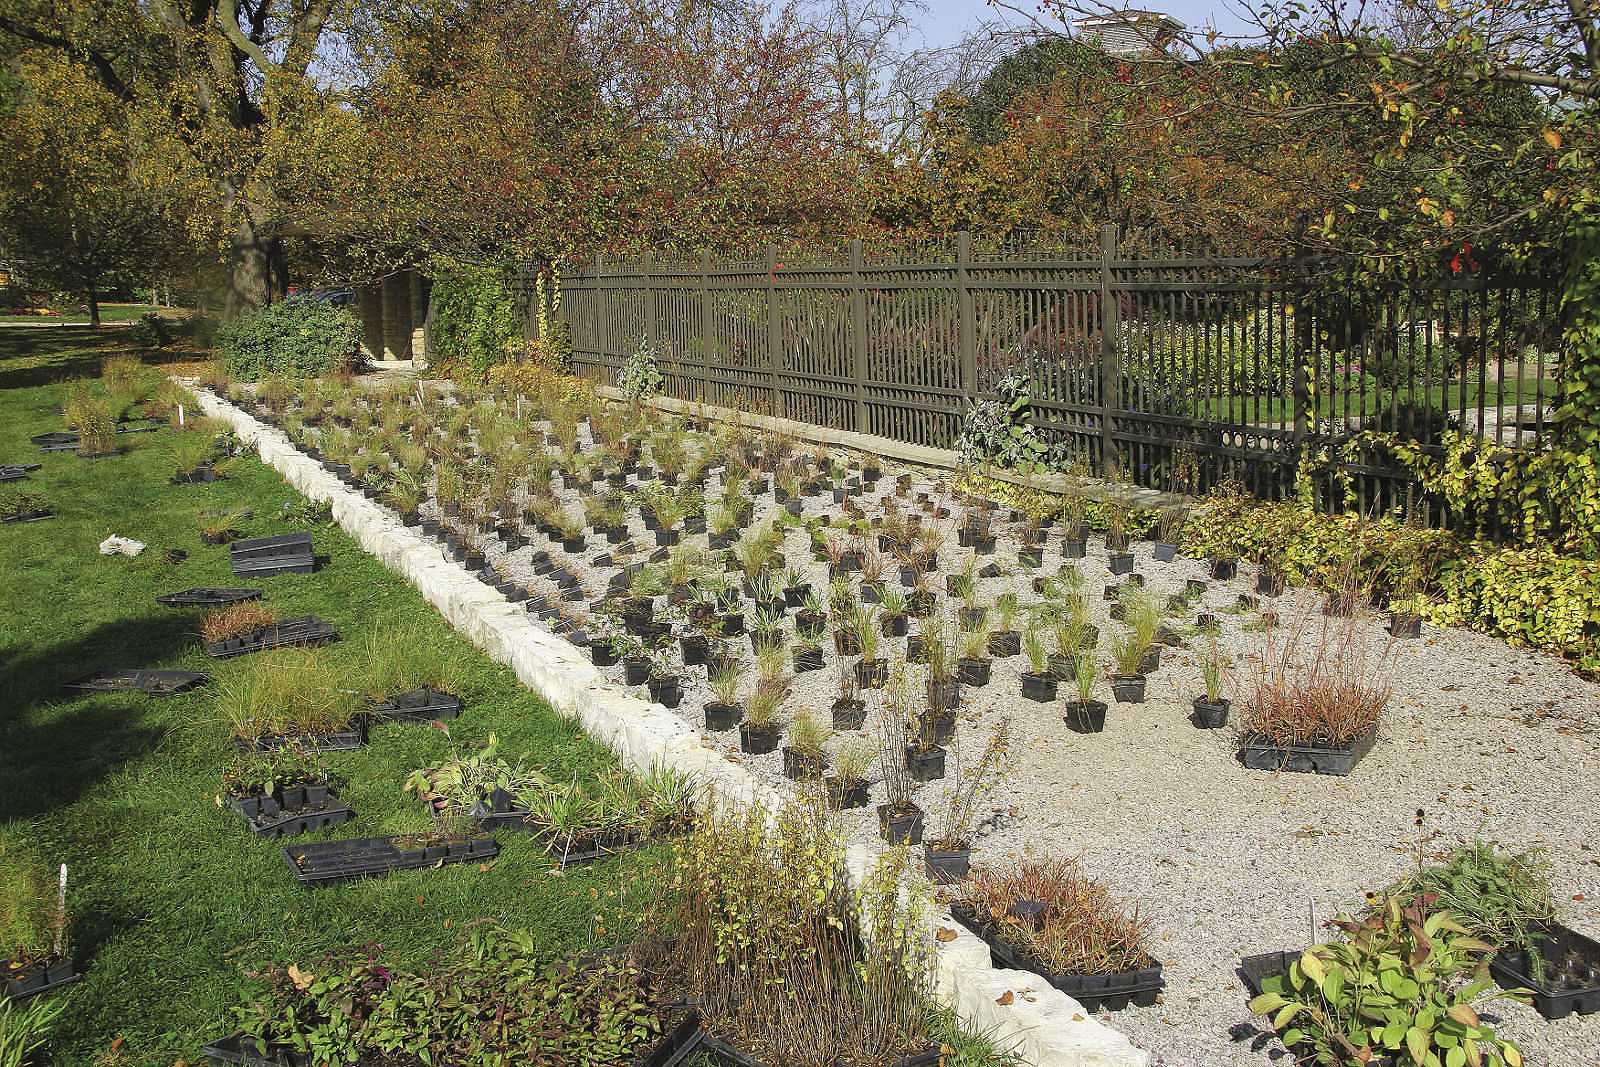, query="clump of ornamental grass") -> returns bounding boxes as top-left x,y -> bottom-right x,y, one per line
962,856 -> 1155,977
361,618 -> 466,700
1236,603 -> 1396,747
214,648 -> 362,740
665,804 -> 932,1067
199,602 -> 280,644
